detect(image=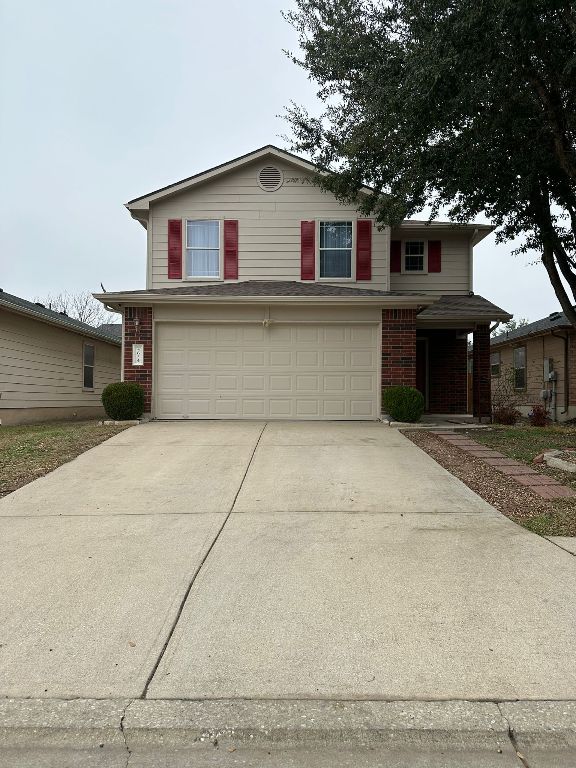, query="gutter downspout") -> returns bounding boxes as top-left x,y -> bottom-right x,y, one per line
551,330 -> 569,415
